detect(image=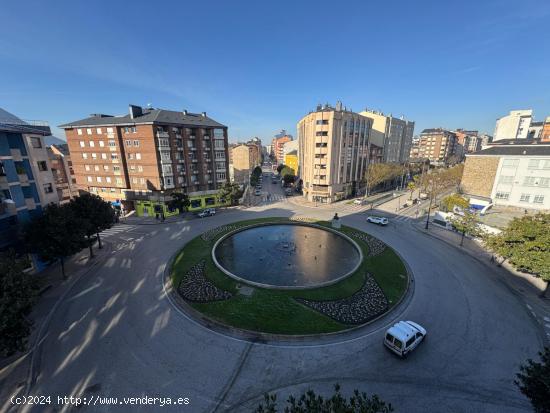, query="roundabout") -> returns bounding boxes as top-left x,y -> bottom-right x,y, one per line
169,217 -> 410,336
